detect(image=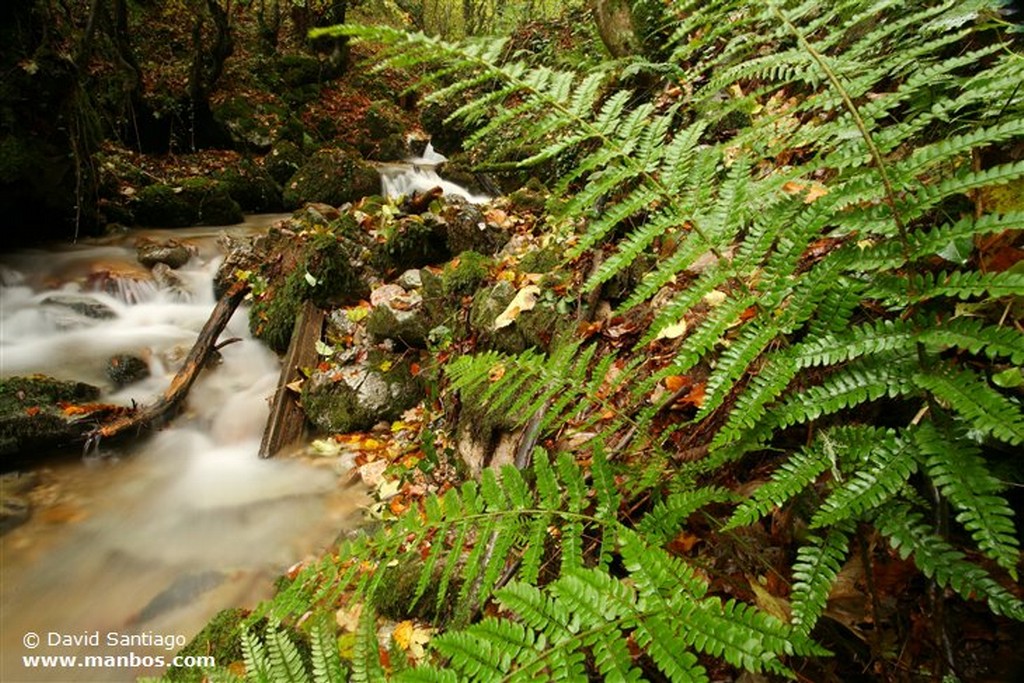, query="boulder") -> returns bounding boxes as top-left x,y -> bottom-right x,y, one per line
0,471 -> 37,535
282,147 -> 381,209
40,294 -> 117,320
440,198 -> 508,255
264,140 -> 307,186
106,354 -> 151,387
302,351 -> 424,433
132,178 -> 243,227
137,239 -> 192,269
366,283 -> 430,348
0,375 -> 101,461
